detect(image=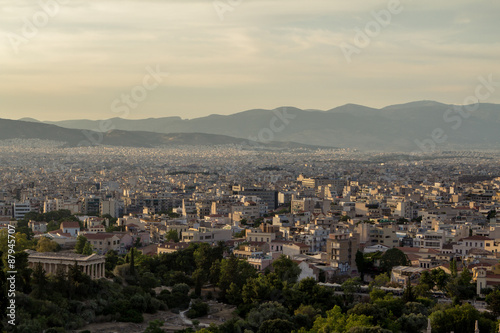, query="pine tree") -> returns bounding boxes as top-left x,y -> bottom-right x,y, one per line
75,235 -> 87,254
82,242 -> 93,255
130,247 -> 135,276
355,250 -> 366,282
403,277 -> 415,302
450,258 -> 457,277
31,263 -> 47,299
